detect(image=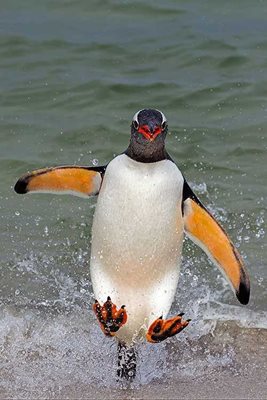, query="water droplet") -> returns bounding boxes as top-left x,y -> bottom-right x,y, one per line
92,159 -> 98,166
15,211 -> 20,216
